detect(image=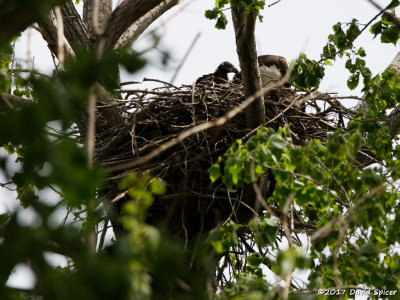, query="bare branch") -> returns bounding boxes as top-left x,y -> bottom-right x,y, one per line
115,0 -> 181,50
170,32 -> 201,84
